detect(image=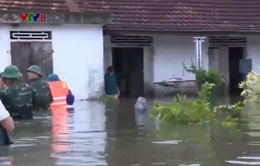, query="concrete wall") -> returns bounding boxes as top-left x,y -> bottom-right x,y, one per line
153,35 -> 208,95
104,35 -> 260,97
247,36 -> 260,72
104,35 -> 208,96
0,24 -> 104,100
